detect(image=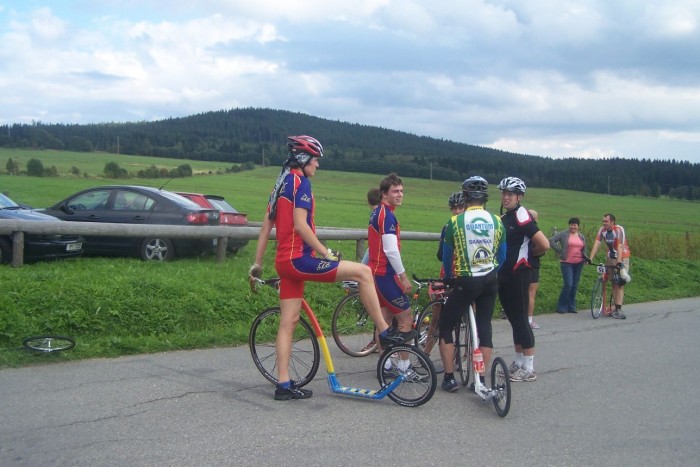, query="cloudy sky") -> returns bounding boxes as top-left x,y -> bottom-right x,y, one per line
1,0 -> 699,163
